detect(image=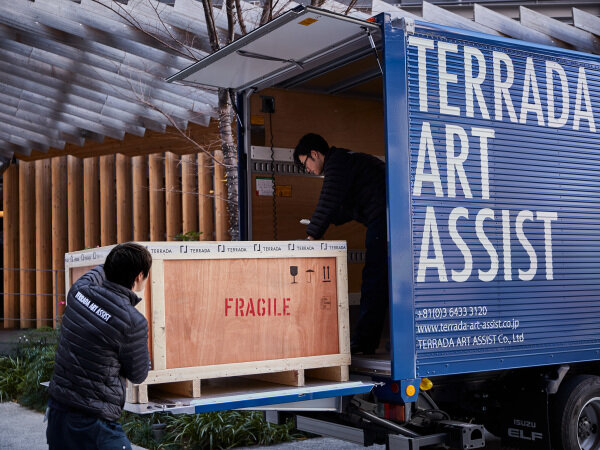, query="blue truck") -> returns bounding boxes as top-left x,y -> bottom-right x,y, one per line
161,6 -> 600,449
